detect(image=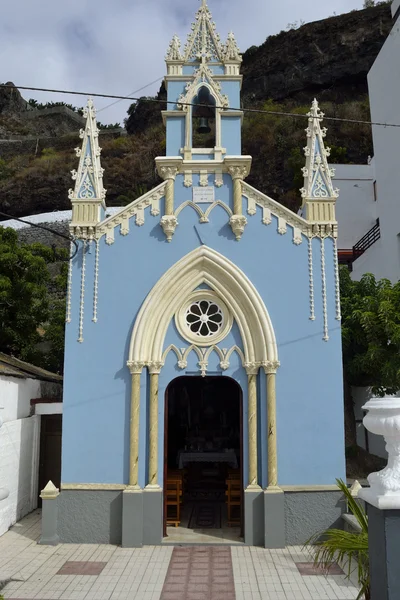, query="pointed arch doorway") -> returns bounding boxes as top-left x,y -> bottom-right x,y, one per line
163,375 -> 243,543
